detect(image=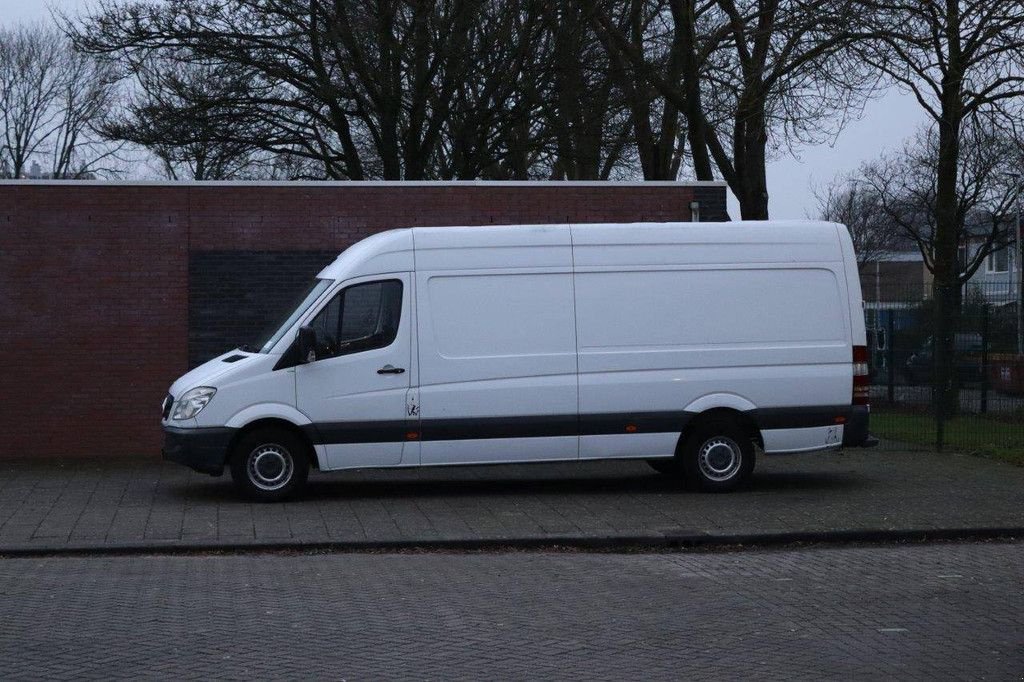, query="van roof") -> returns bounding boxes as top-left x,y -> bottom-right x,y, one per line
317,220 -> 846,280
